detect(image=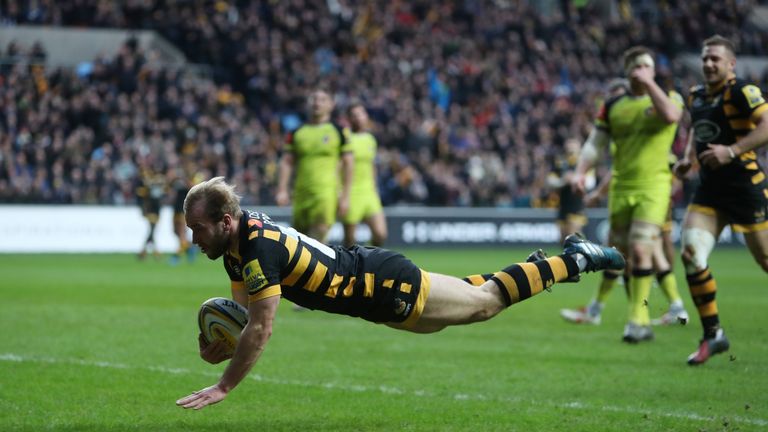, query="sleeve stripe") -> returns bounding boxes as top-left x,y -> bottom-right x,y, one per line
248,285 -> 282,304
750,103 -> 768,123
